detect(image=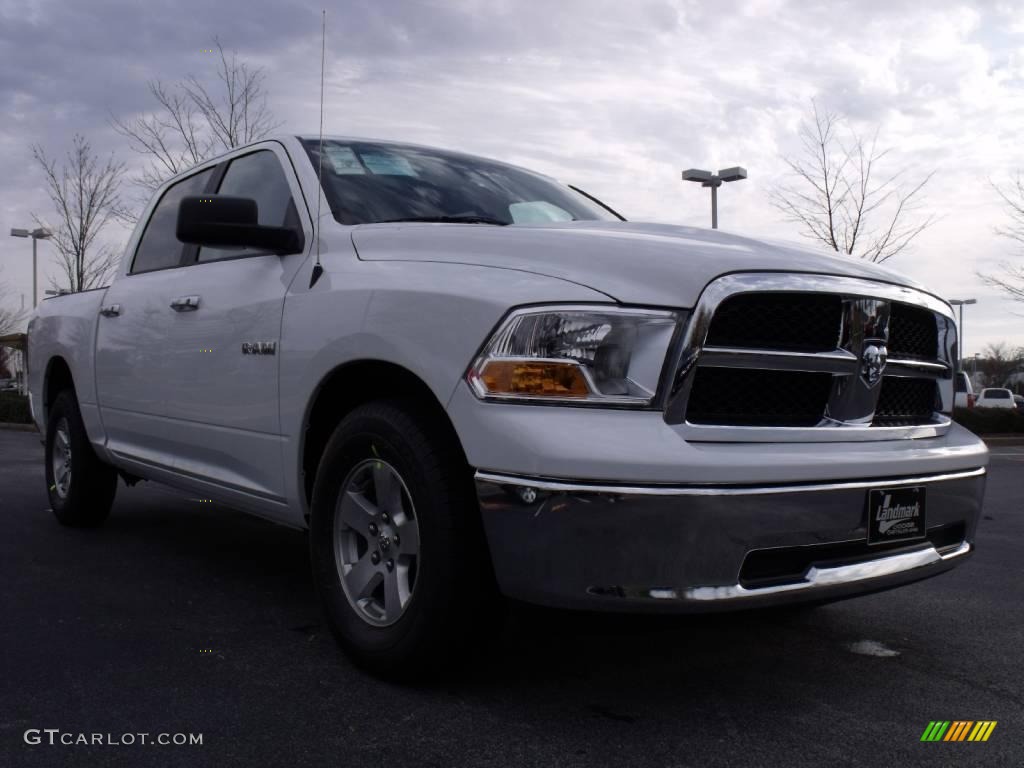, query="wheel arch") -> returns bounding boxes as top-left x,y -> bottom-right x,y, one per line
42,356 -> 76,426
299,359 -> 469,517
